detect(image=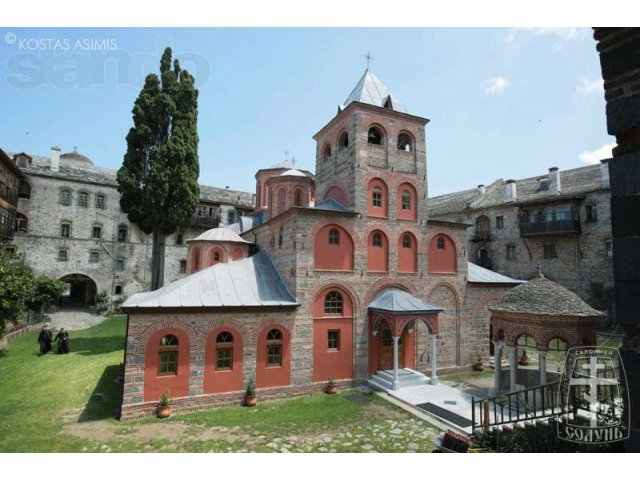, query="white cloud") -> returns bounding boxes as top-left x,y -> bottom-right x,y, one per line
578,142 -> 616,165
483,76 -> 510,94
507,27 -> 584,43
577,78 -> 603,96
